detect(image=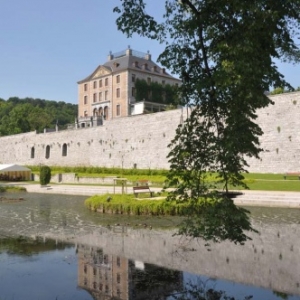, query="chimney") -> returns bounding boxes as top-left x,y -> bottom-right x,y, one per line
126,45 -> 132,56
107,51 -> 114,61
145,50 -> 151,61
